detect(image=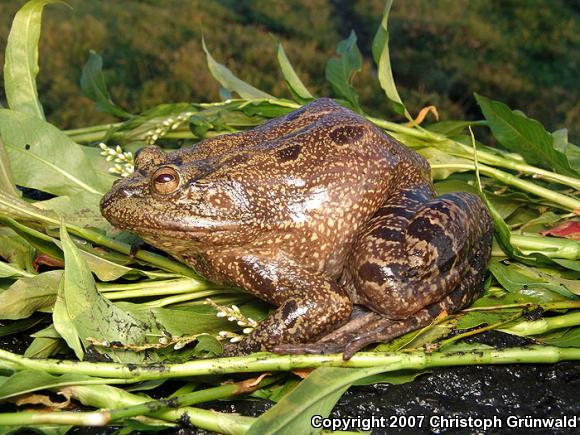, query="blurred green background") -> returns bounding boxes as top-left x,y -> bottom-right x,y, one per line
0,0 -> 578,141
